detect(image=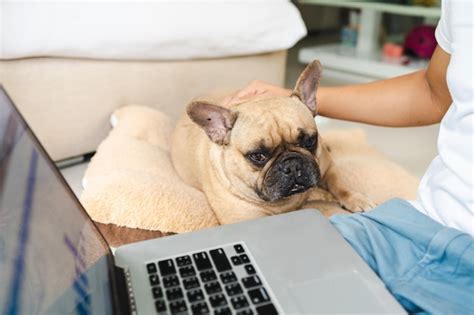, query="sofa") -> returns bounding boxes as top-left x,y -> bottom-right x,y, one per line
0,1 -> 306,195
